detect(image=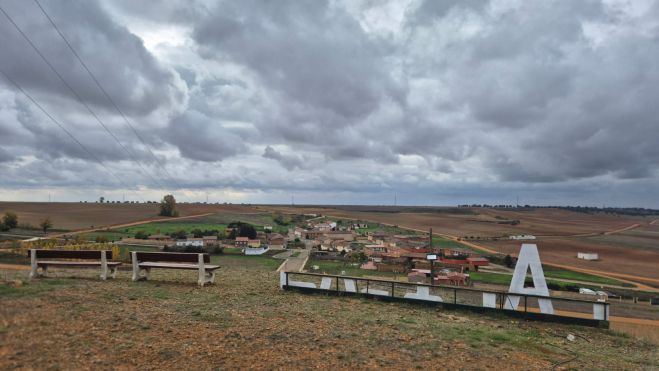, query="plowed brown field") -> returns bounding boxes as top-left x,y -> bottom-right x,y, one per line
0,202 -> 260,231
